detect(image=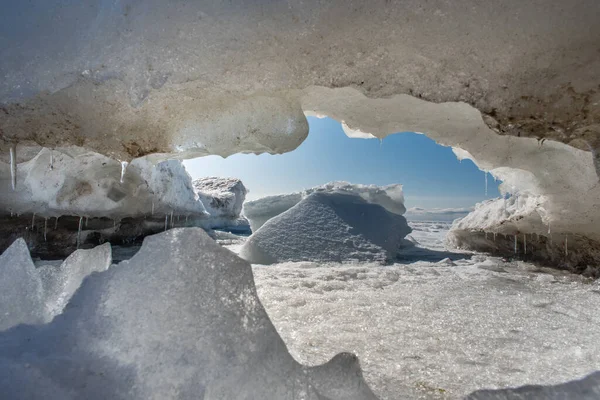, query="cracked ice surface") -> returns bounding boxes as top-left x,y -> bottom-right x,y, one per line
249,222 -> 600,399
